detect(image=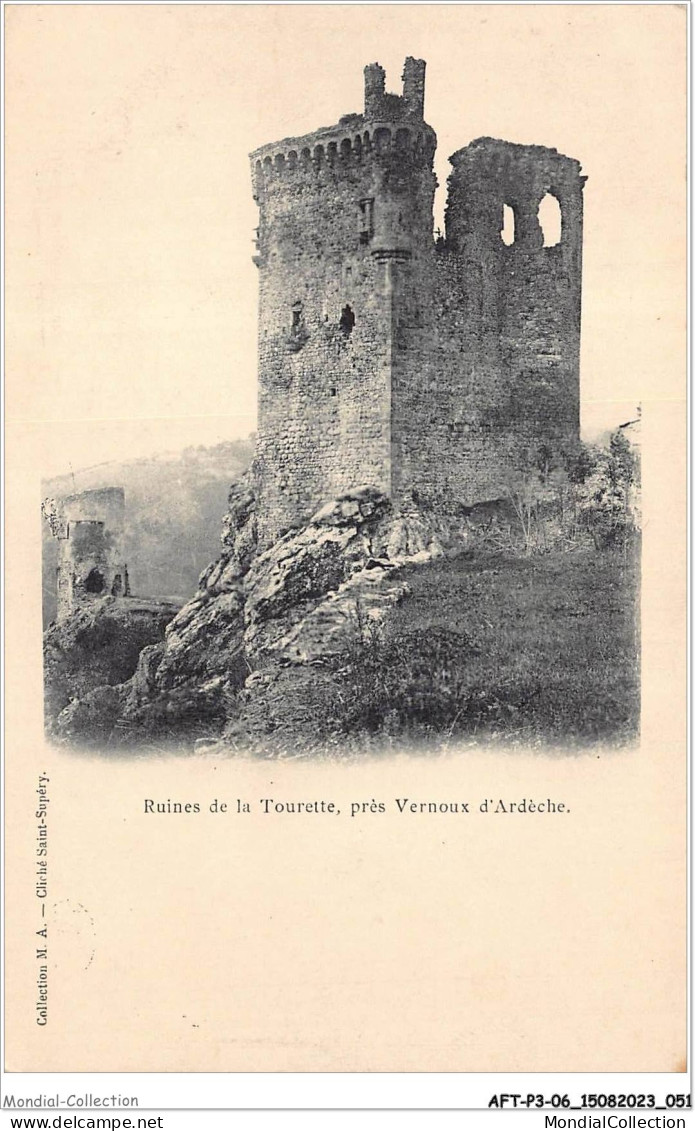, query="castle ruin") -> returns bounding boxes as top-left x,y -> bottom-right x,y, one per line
251,58 -> 585,546
43,487 -> 130,621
